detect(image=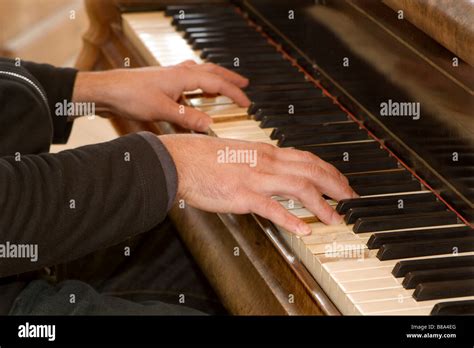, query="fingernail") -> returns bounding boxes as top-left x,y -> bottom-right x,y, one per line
331,211 -> 343,225
197,119 -> 211,132
296,222 -> 311,236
